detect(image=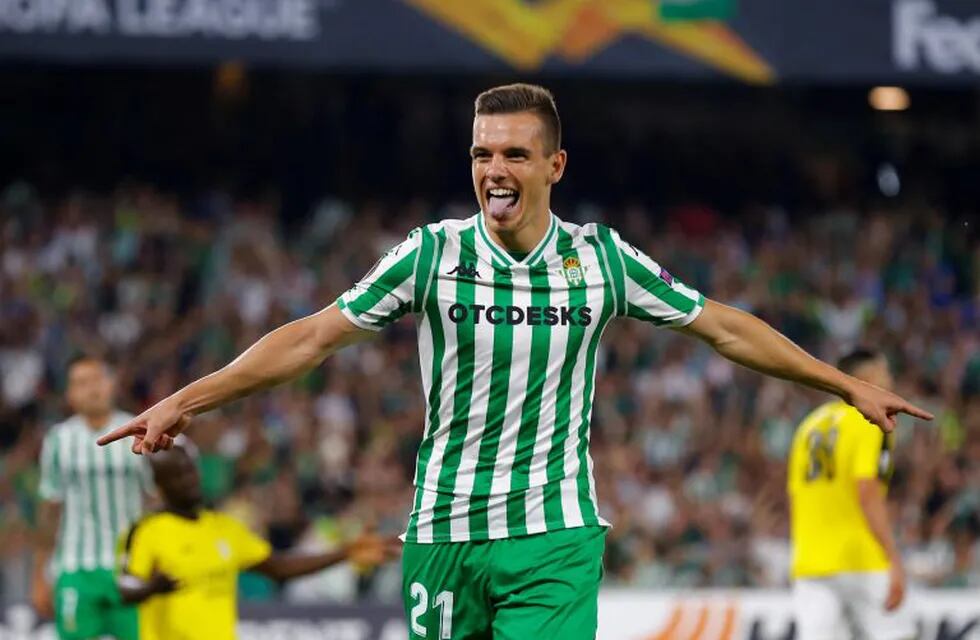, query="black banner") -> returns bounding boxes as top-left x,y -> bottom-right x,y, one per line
1,1 -> 980,83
